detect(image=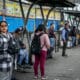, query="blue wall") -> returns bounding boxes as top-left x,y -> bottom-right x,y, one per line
35,18 -> 44,28
27,19 -> 35,32
0,16 -> 60,32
